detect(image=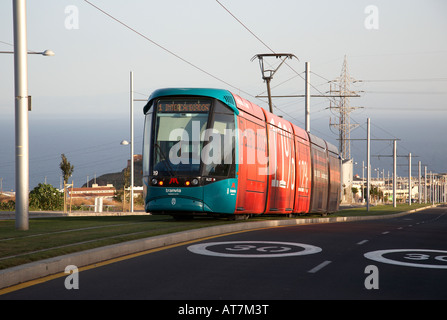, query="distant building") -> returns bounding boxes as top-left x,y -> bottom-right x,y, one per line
351,172 -> 447,204
127,154 -> 142,168
0,191 -> 15,198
